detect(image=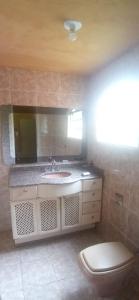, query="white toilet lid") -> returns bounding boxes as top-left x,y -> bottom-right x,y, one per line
82,242 -> 134,272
